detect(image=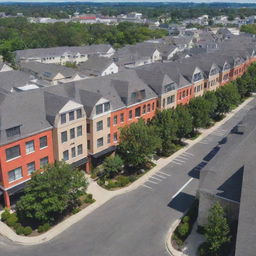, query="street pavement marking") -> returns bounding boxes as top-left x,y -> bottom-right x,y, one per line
183,152 -> 194,156
147,180 -> 159,184
173,158 -> 185,163
198,141 -> 209,144
176,155 -> 189,160
142,184 -> 153,190
154,173 -> 167,179
171,178 -> 194,199
172,161 -> 183,165
158,171 -> 171,177
151,176 -> 162,181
